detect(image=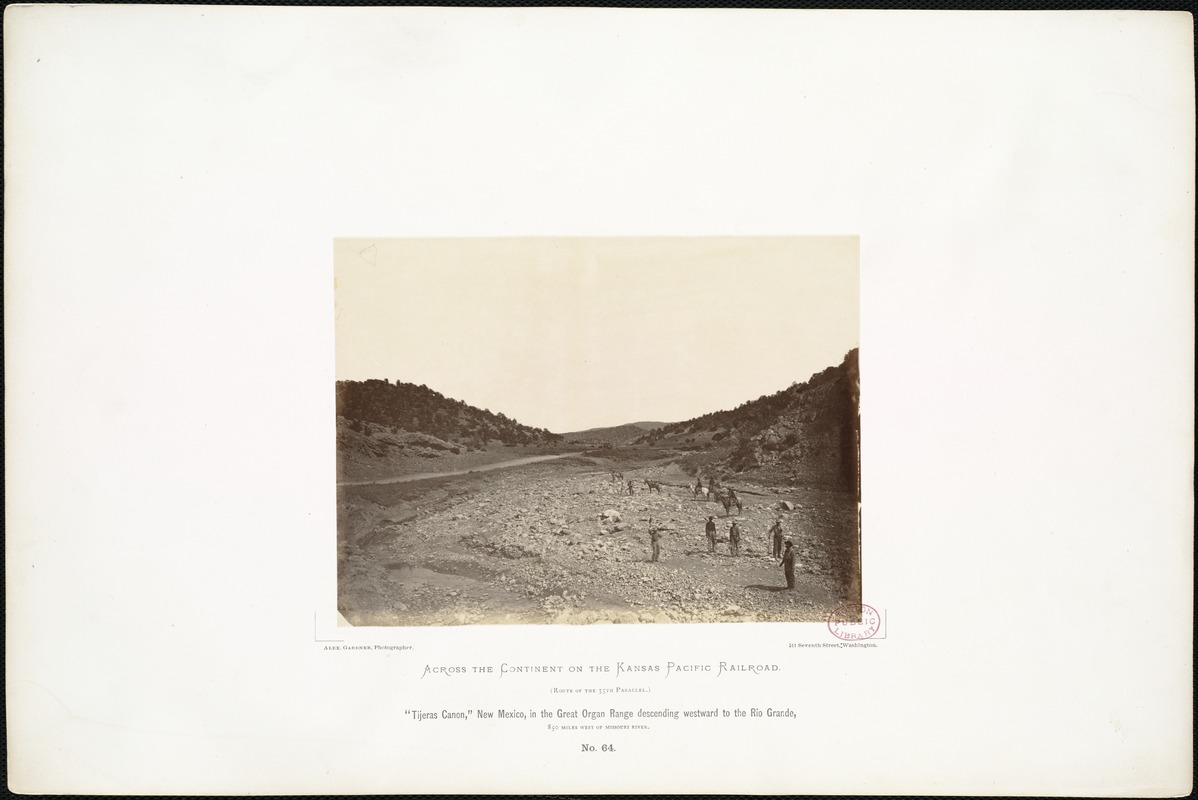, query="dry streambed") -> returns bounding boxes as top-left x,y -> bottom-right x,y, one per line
338,459 -> 856,626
